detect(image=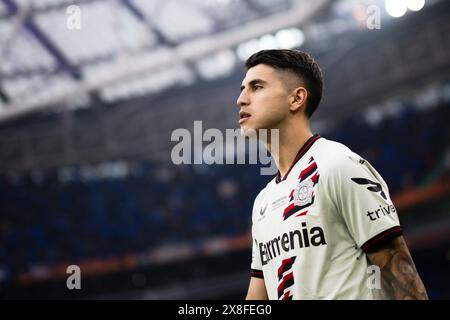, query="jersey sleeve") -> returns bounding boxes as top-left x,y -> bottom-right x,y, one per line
328,153 -> 402,252
250,234 -> 264,279
250,190 -> 264,279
